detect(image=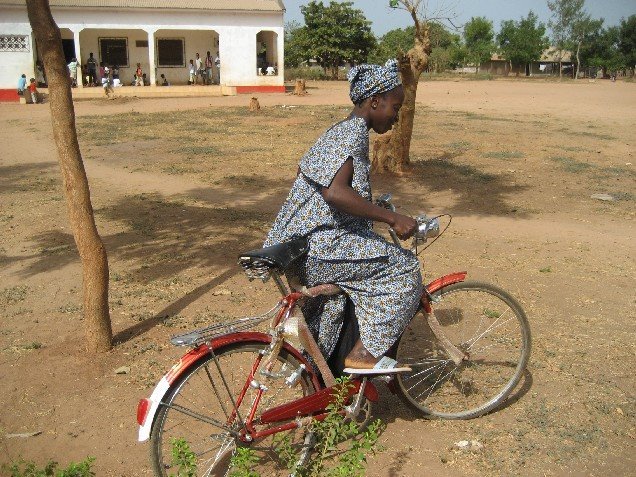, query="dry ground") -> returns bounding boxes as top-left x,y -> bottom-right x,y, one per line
0,78 -> 634,476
